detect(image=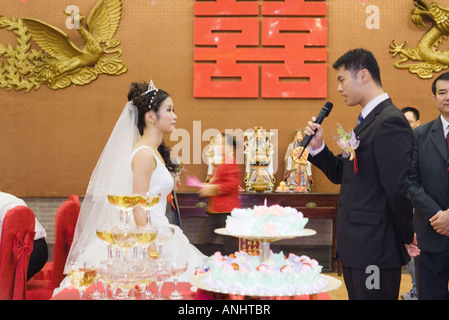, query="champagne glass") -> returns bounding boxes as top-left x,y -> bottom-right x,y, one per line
107,194 -> 126,226
144,264 -> 157,300
138,193 -> 161,227
156,226 -> 174,259
104,261 -> 118,300
154,260 -> 172,300
136,226 -> 158,260
134,260 -> 157,300
87,262 -> 104,300
97,260 -> 112,299
96,228 -> 114,260
123,194 -> 142,228
67,262 -> 96,299
111,226 -> 139,261
132,260 -> 145,299
111,260 -> 136,300
169,261 -> 188,300
108,194 -> 141,228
